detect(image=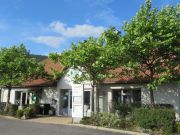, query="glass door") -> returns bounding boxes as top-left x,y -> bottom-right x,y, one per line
60,90 -> 72,116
